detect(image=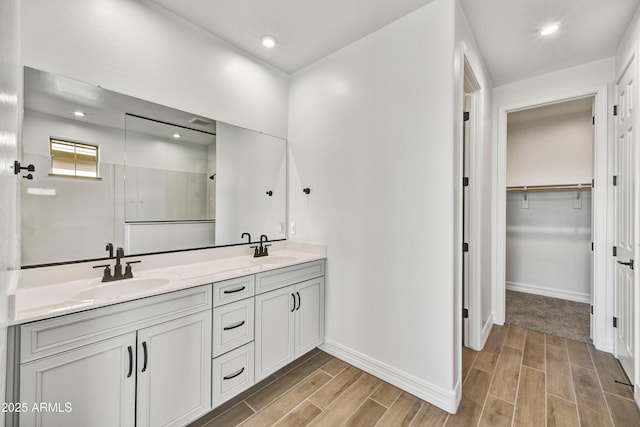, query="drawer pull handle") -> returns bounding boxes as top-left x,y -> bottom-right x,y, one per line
223,320 -> 246,331
223,367 -> 245,380
141,341 -> 148,373
223,286 -> 246,294
291,293 -> 295,312
127,346 -> 133,378
296,291 -> 301,311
